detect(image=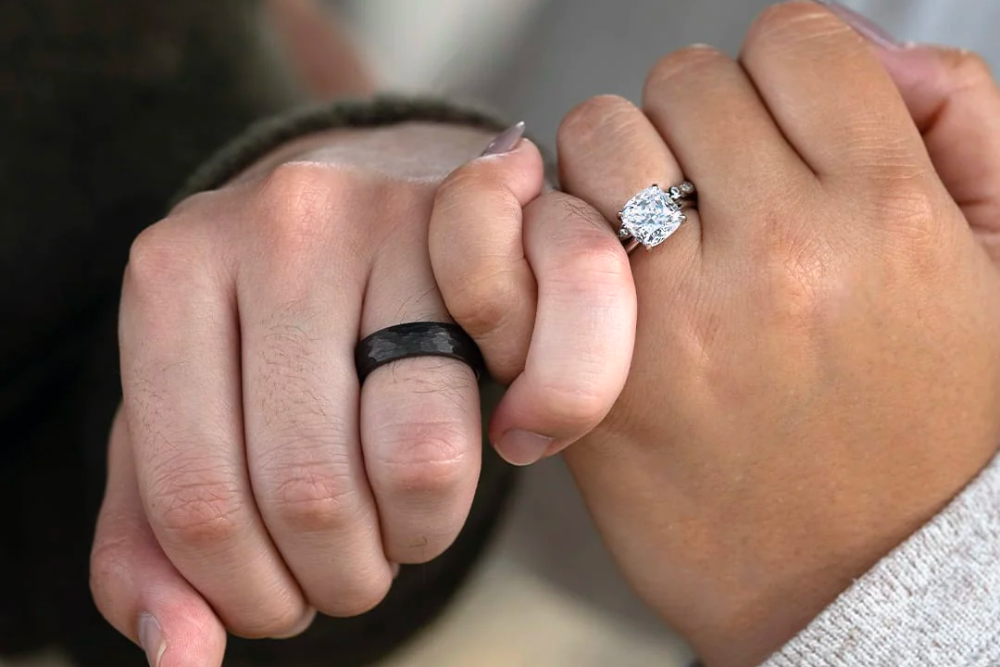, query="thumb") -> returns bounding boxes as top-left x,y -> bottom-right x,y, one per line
877,44 -> 1000,259
90,409 -> 229,667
